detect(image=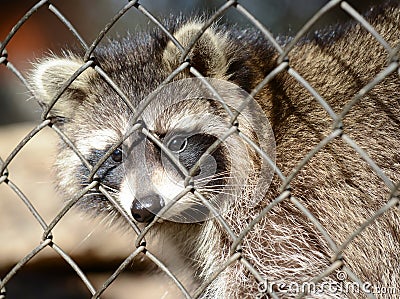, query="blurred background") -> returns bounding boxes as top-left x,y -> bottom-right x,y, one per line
0,0 -> 381,298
